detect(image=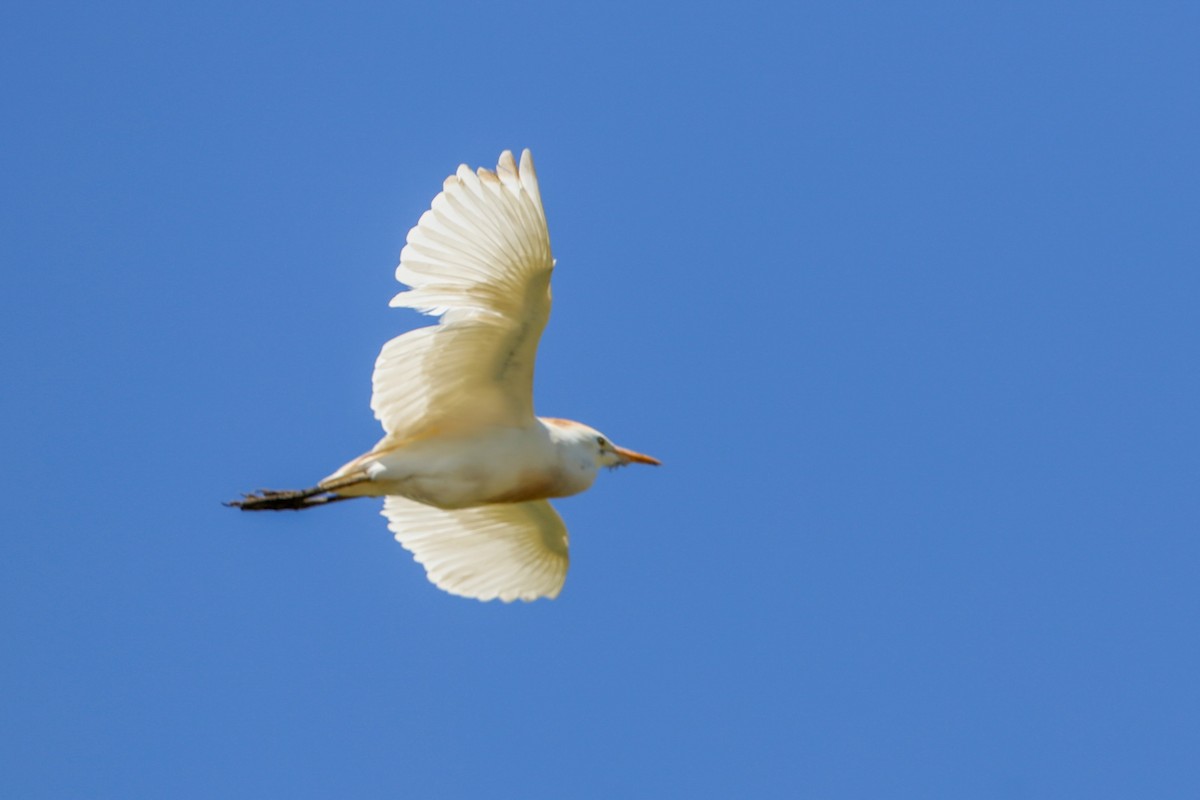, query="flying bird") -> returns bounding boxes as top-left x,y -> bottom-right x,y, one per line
230,149 -> 659,602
